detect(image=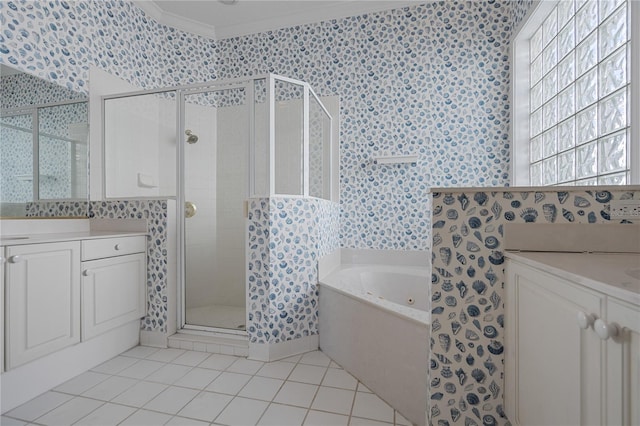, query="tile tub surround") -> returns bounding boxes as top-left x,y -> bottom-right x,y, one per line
1,346 -> 412,425
247,197 -> 340,350
429,187 -> 640,425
